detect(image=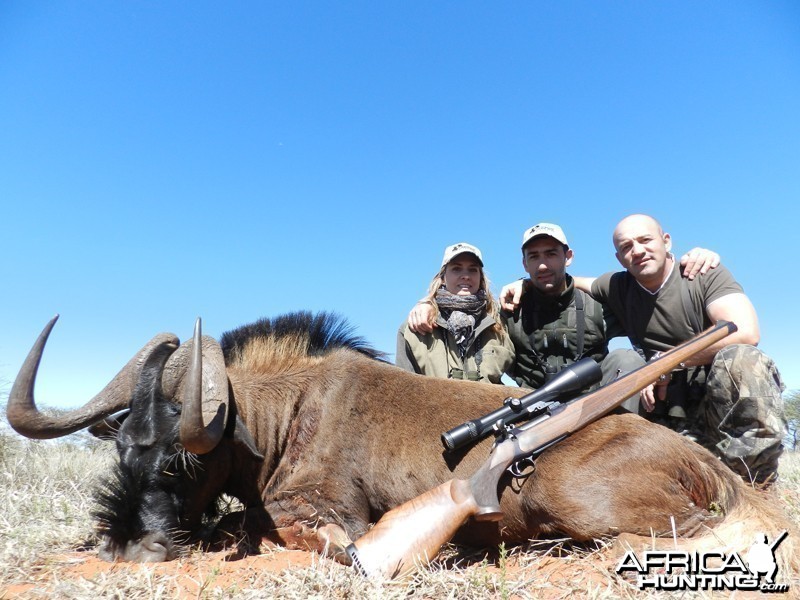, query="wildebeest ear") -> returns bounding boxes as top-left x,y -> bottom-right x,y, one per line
232,415 -> 264,461
88,410 -> 130,440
